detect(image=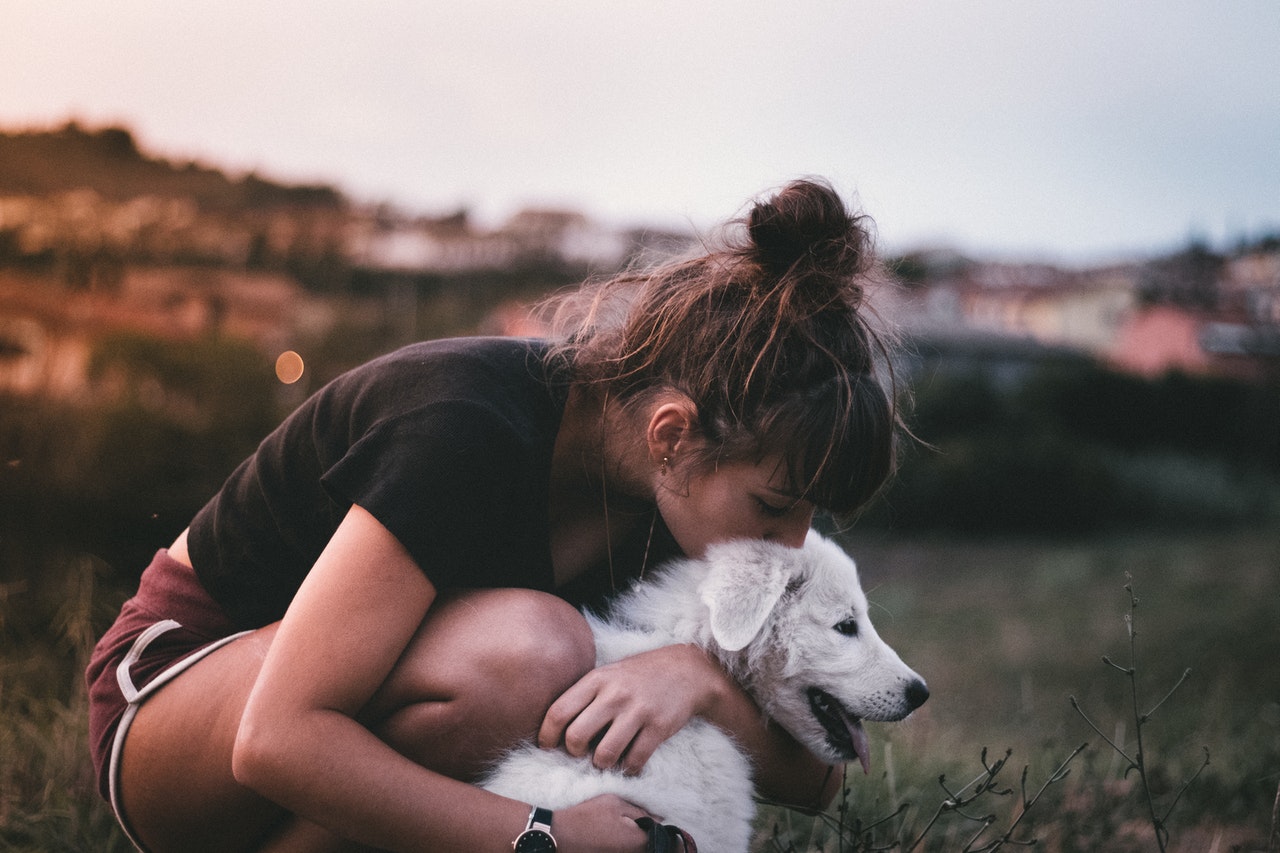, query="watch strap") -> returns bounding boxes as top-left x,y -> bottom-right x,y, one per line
528,806 -> 553,833
512,805 -> 556,852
